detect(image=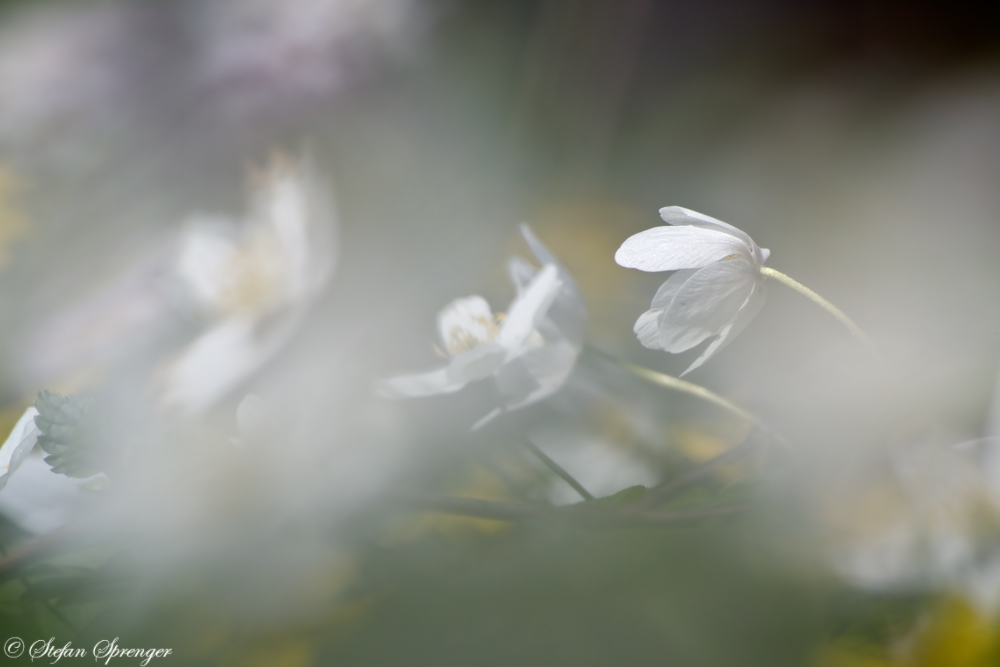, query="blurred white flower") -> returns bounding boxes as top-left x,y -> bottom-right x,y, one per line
0,407 -> 40,492
0,406 -> 91,534
381,225 -> 586,425
830,440 -> 1000,615
615,206 -> 770,375
159,154 -> 336,413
